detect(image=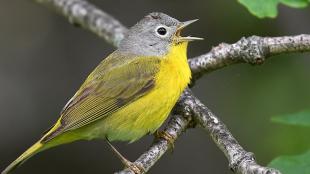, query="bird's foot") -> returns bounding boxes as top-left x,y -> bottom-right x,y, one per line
154,130 -> 175,151
123,160 -> 145,174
